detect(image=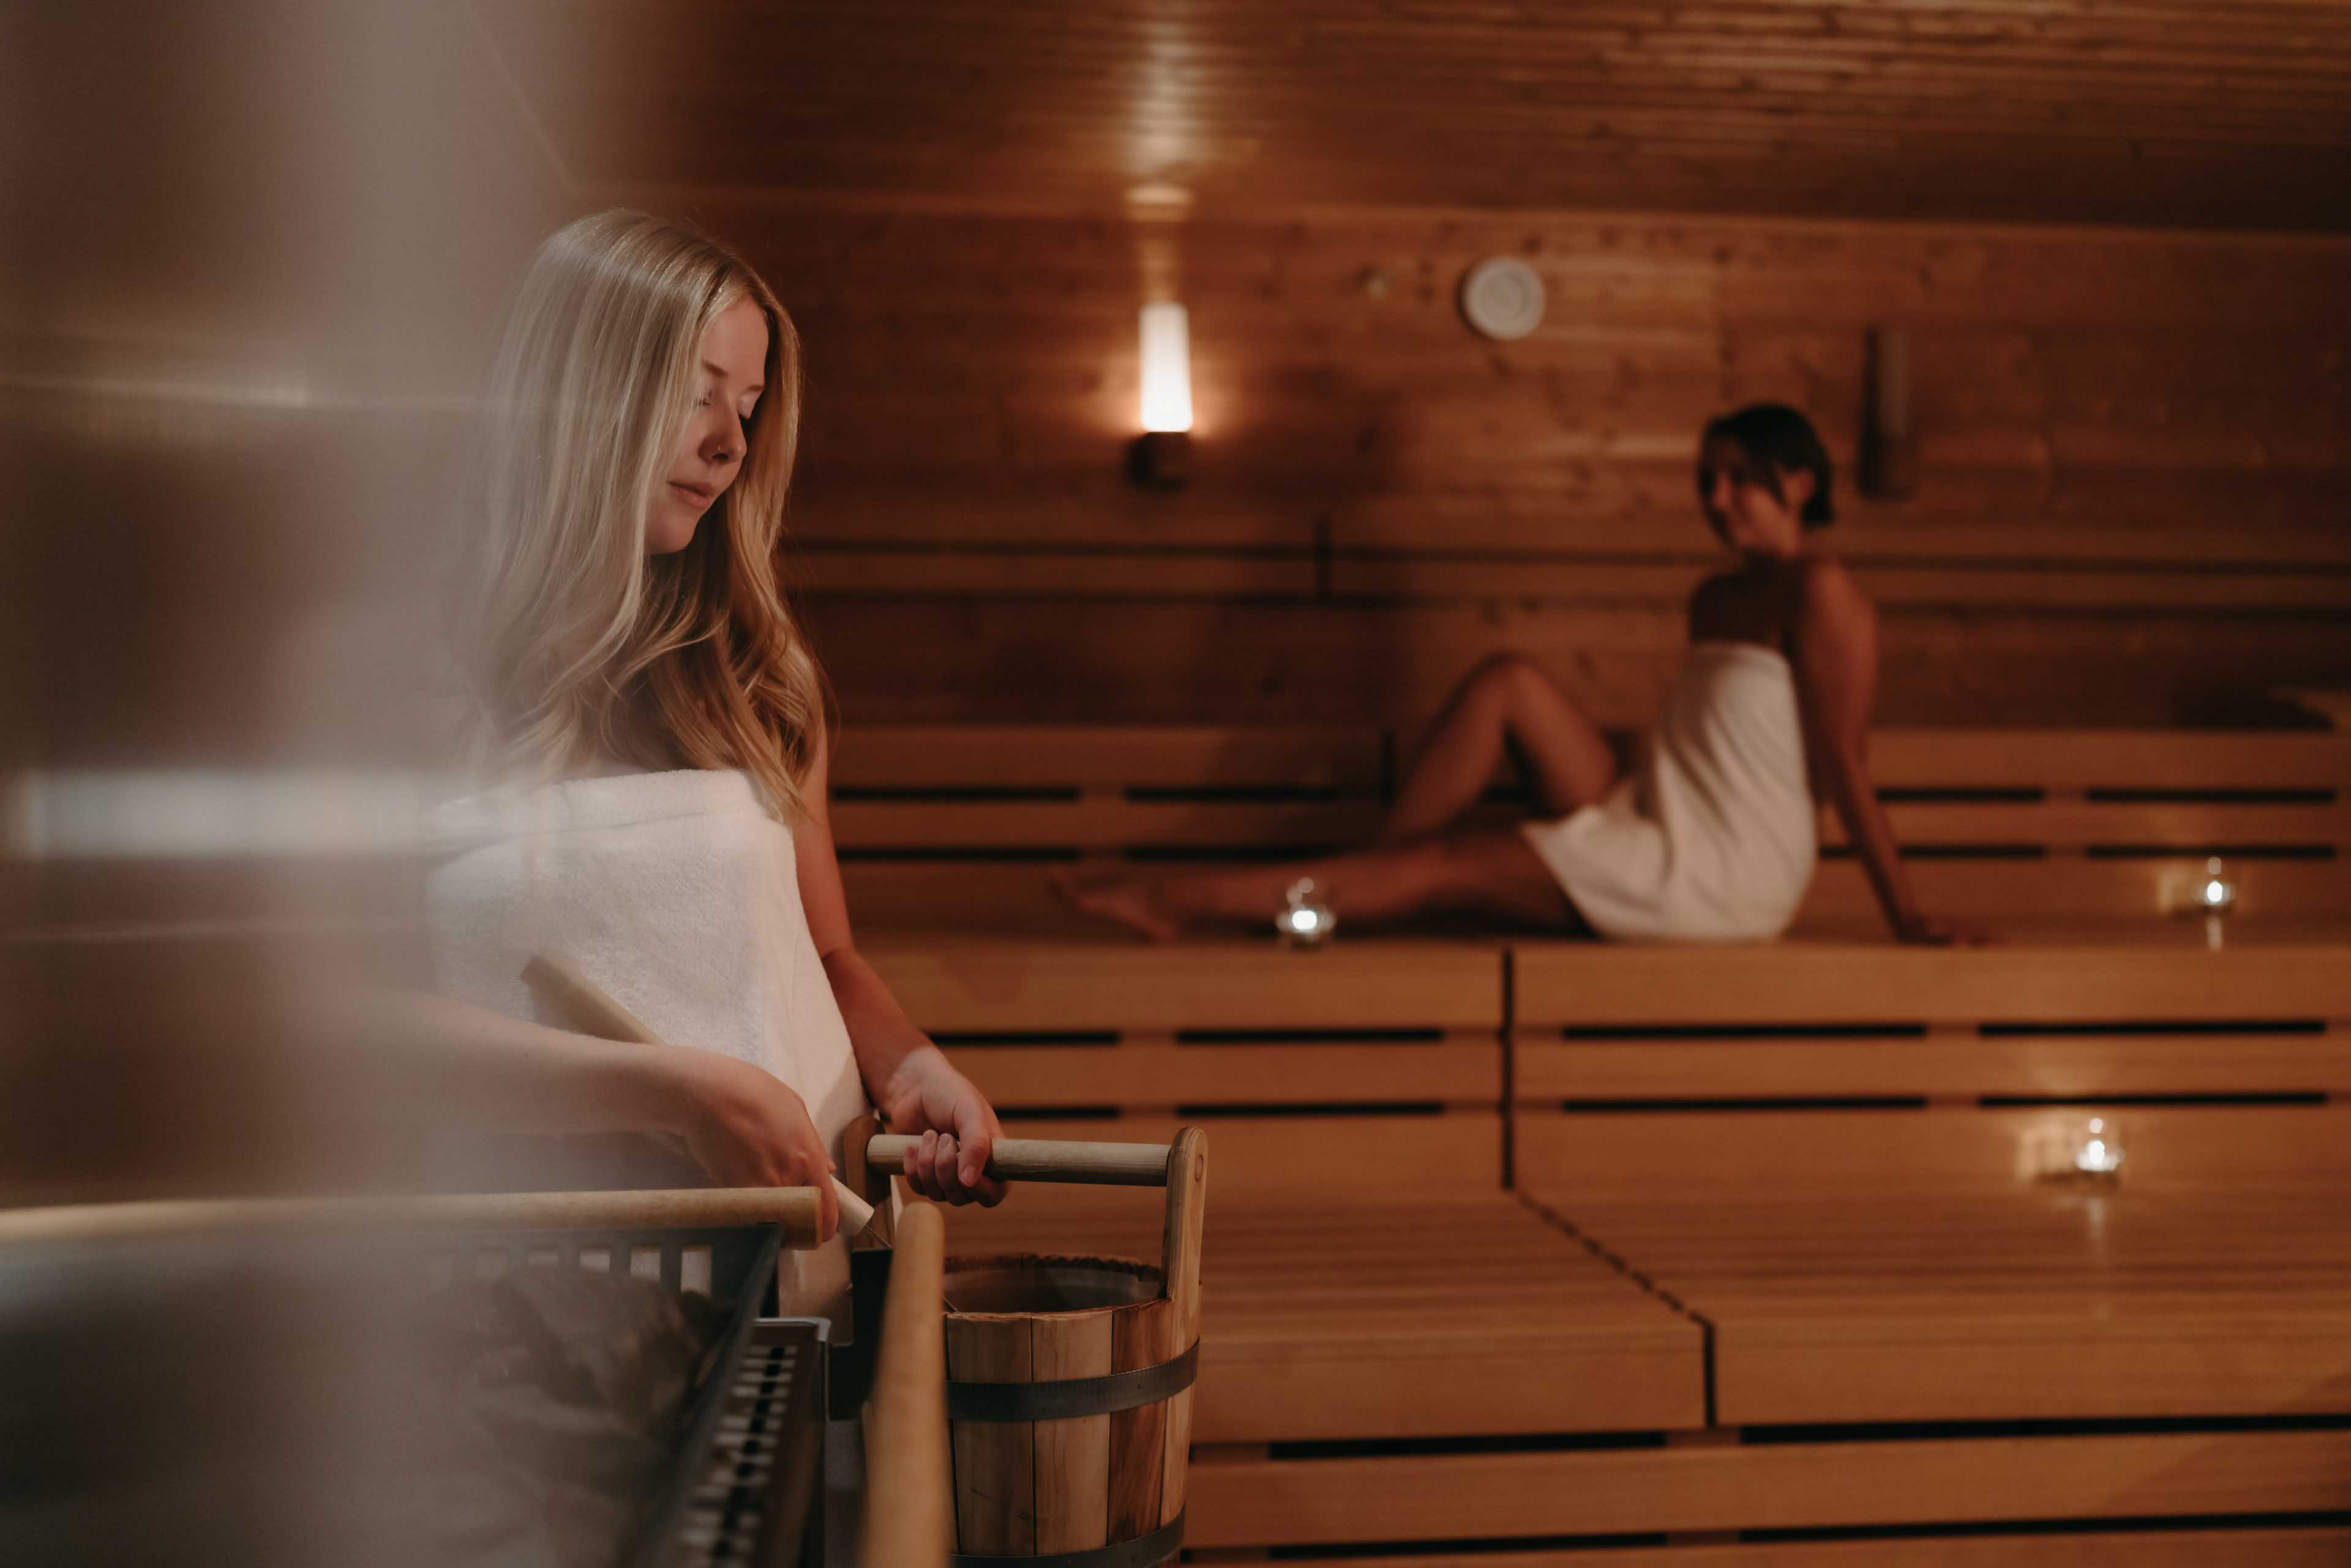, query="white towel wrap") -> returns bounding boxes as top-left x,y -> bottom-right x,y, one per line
1520,641 -> 1818,942
426,768 -> 866,1326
